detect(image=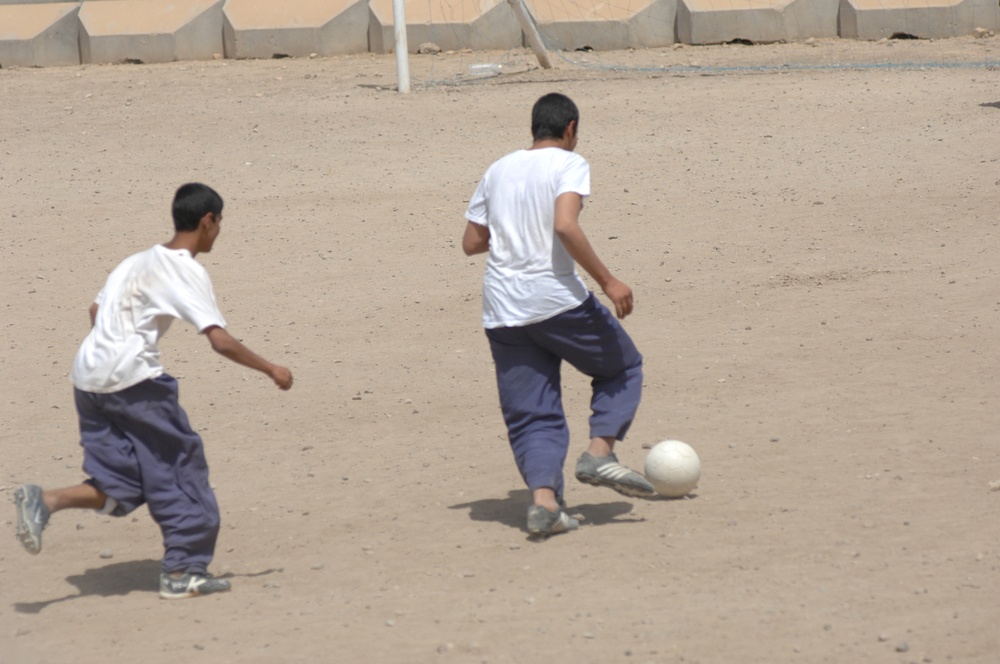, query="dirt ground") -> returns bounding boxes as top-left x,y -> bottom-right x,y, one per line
2,35 -> 999,664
